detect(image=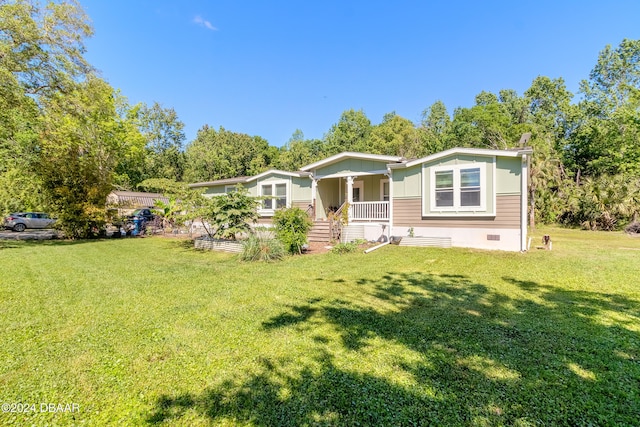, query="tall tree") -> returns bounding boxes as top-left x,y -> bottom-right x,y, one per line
276,130 -> 323,171
419,100 -> 452,154
0,0 -> 93,213
568,39 -> 640,177
323,109 -> 372,155
138,102 -> 186,182
184,126 -> 274,182
37,77 -> 143,237
368,112 -> 421,157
